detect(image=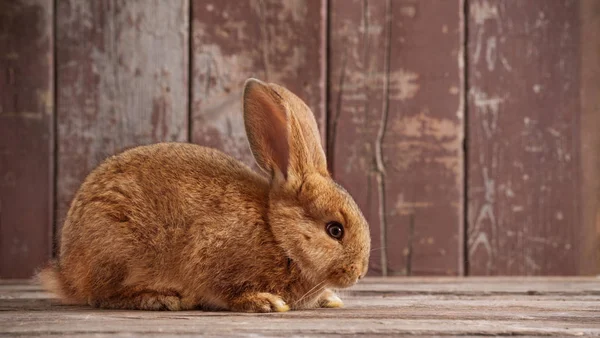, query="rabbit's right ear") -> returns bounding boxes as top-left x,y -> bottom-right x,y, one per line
243,78 -> 290,179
